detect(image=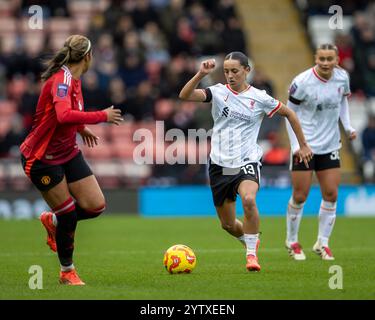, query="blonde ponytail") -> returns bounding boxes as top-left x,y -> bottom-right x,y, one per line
41,35 -> 91,81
